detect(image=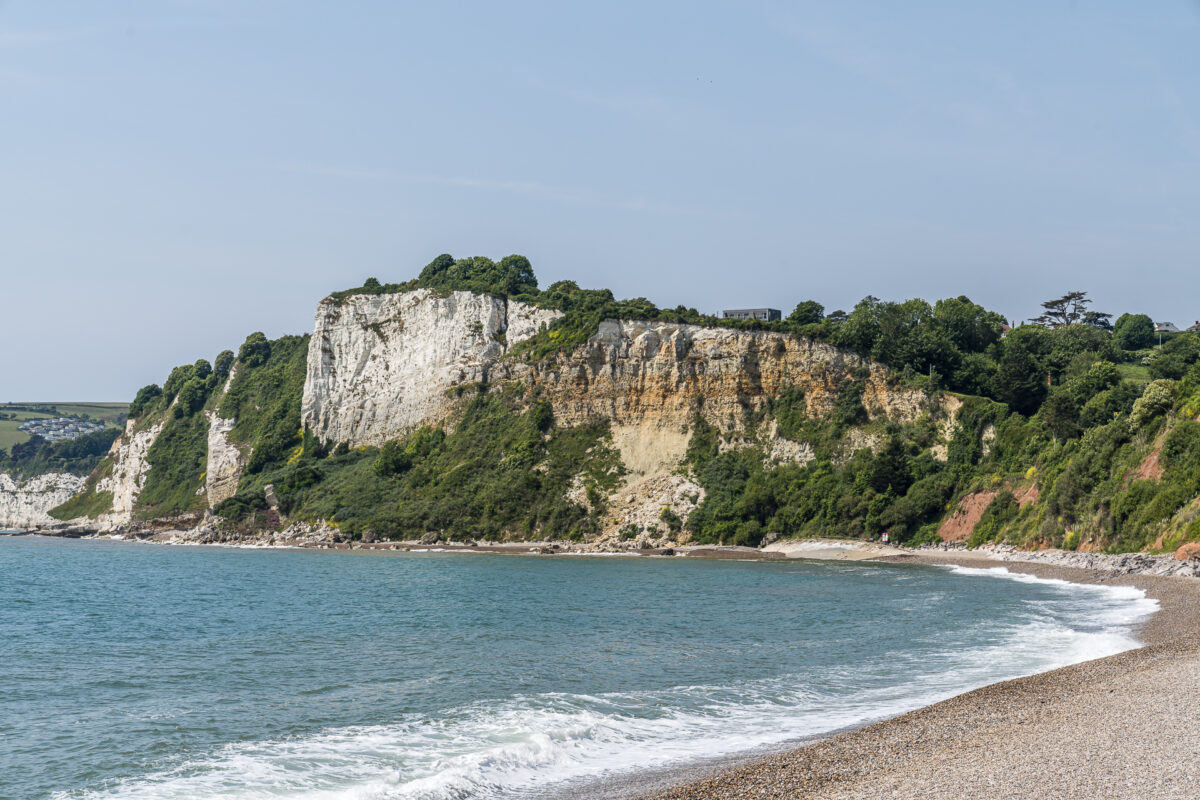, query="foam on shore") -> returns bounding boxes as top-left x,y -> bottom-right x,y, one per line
60,567 -> 1156,800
